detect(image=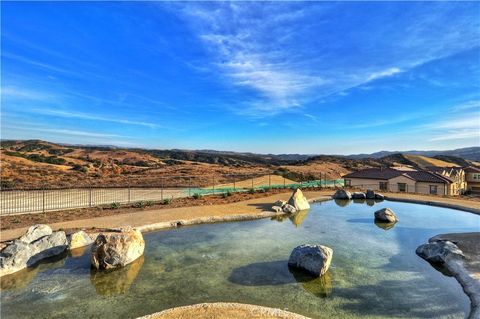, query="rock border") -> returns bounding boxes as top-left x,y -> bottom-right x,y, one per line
136,302 -> 310,319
